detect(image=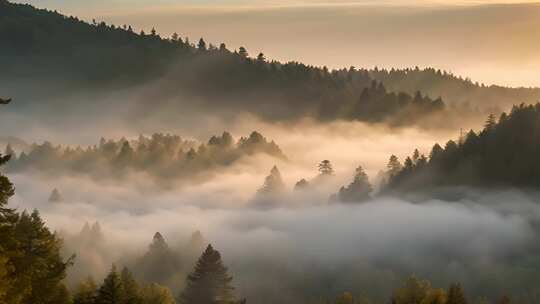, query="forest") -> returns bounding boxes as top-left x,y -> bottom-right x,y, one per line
4,0 -> 540,303
368,67 -> 540,113
4,131 -> 285,185
0,0 -> 445,126
384,103 -> 540,197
